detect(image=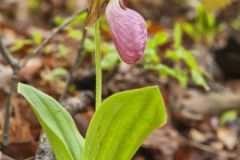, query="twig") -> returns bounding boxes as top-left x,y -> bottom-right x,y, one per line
2,71 -> 19,147
0,38 -> 19,70
0,37 -> 20,147
0,8 -> 87,147
20,8 -> 88,67
59,29 -> 87,102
